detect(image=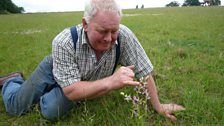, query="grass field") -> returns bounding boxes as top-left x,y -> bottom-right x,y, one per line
0,6 -> 224,125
